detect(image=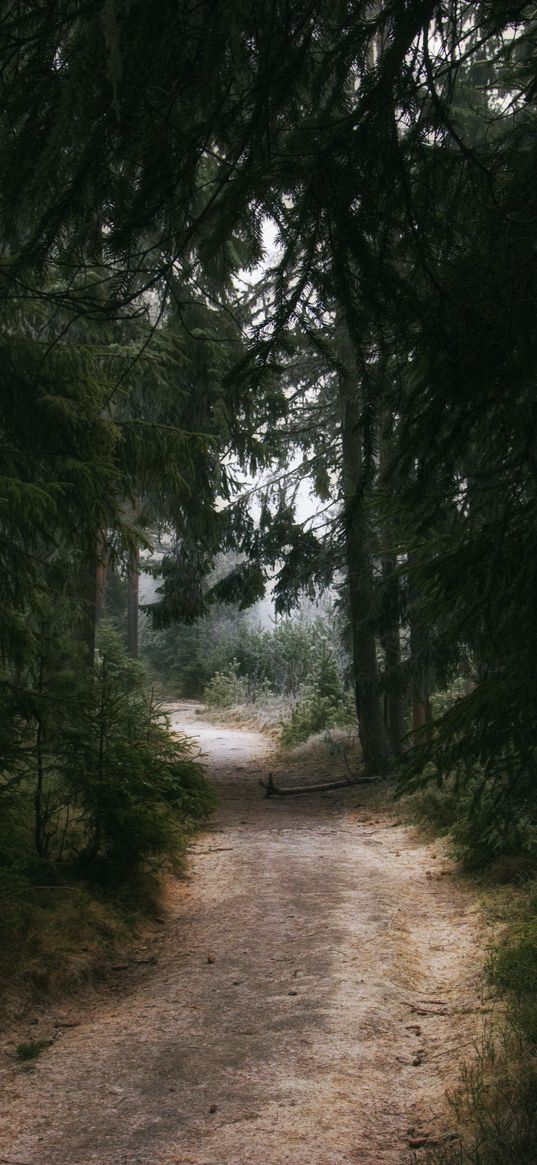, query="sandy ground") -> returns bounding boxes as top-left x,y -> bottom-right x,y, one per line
0,703 -> 486,1165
